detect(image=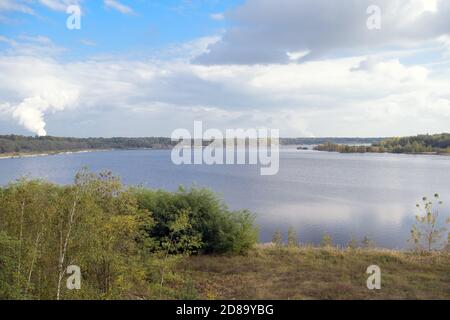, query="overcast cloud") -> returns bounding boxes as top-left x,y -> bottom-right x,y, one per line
196,0 -> 450,64
0,0 -> 449,137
